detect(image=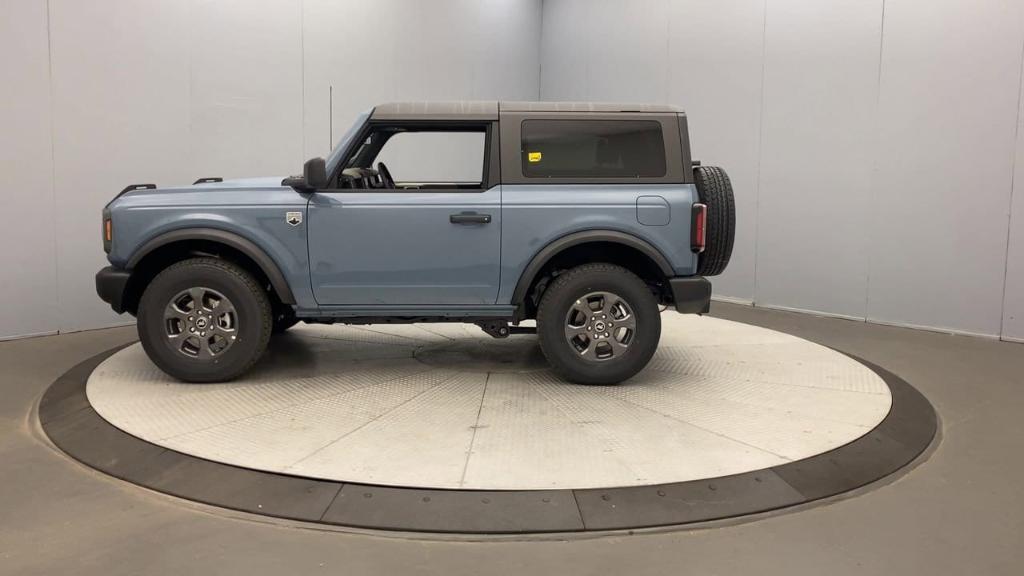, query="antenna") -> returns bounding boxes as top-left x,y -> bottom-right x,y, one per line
329,85 -> 333,149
